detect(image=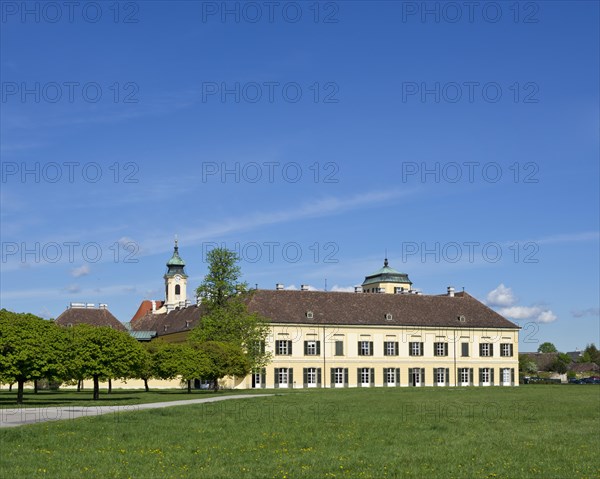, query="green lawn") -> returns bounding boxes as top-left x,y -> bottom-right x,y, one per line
1,386 -> 598,479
